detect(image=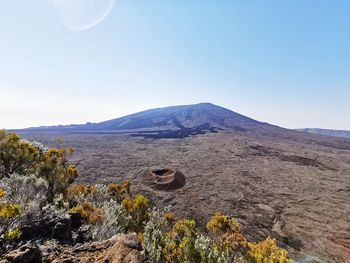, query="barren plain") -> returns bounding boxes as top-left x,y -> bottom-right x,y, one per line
18,129 -> 350,263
